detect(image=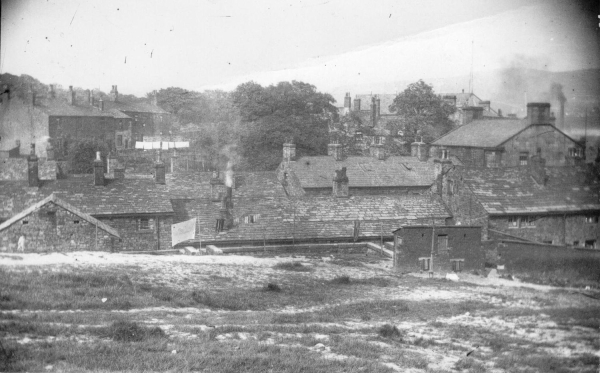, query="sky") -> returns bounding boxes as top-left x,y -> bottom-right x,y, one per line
1,0 -> 599,102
